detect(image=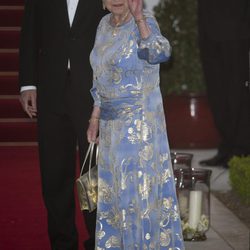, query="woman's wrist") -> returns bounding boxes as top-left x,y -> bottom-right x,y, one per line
90,106 -> 100,123
89,116 -> 99,123
135,15 -> 146,24
134,14 -> 150,39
